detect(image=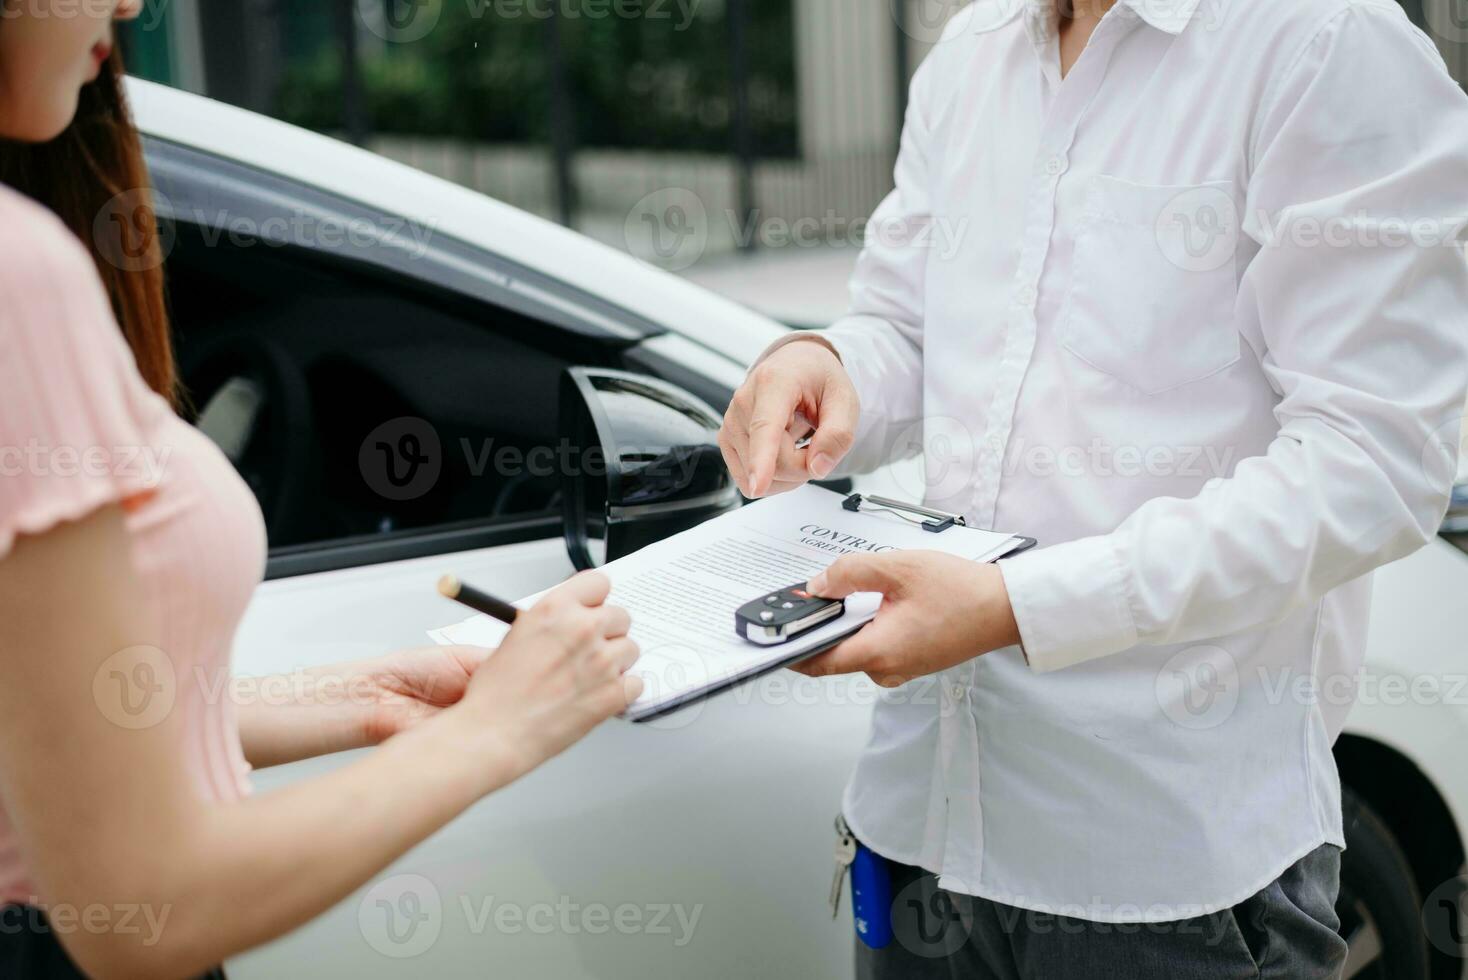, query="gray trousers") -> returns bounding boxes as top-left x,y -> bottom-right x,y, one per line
856,844 -> 1348,980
